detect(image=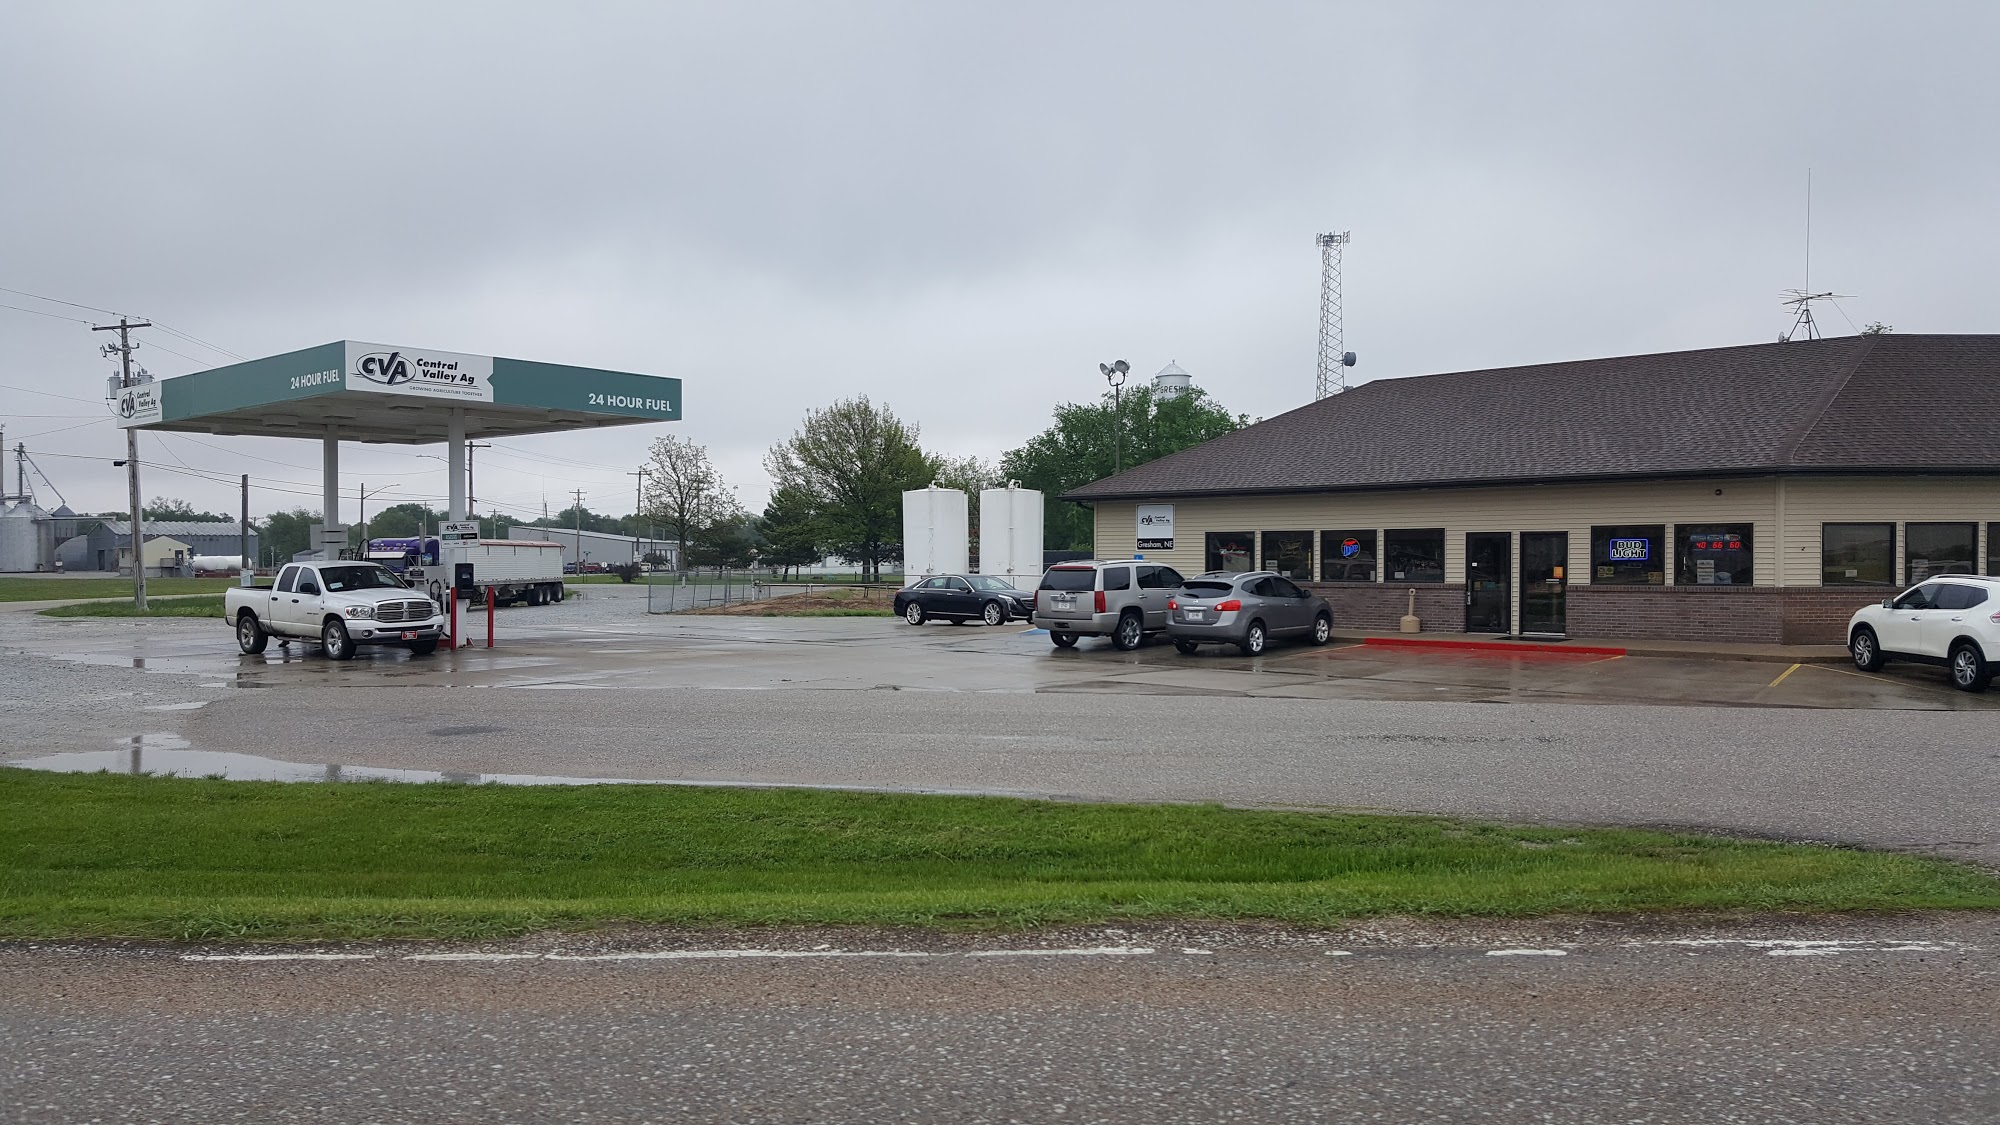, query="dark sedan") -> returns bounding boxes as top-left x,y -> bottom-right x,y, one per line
895,575 -> 1034,626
